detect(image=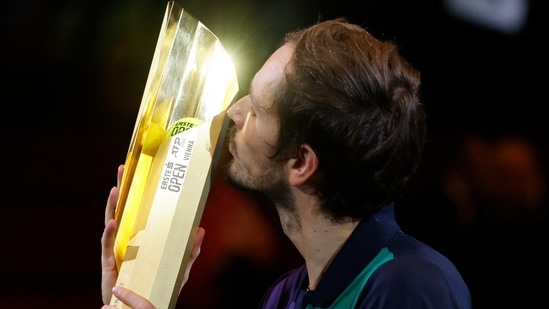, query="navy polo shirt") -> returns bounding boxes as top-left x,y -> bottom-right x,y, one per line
258,204 -> 472,309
